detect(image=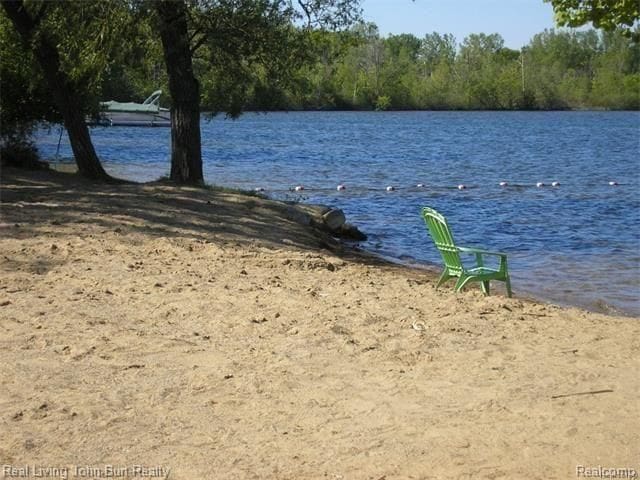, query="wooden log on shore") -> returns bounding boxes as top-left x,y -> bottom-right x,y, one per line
288,204 -> 367,241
